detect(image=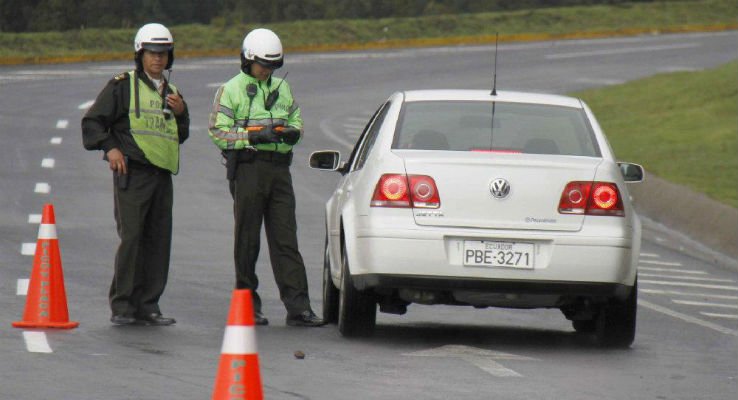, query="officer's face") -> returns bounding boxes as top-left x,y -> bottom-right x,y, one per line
250,63 -> 273,81
142,50 -> 168,78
